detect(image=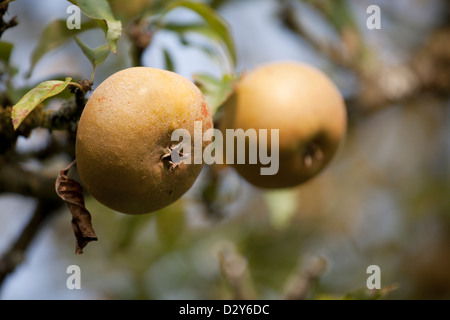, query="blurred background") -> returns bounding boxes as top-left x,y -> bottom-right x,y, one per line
0,0 -> 449,299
